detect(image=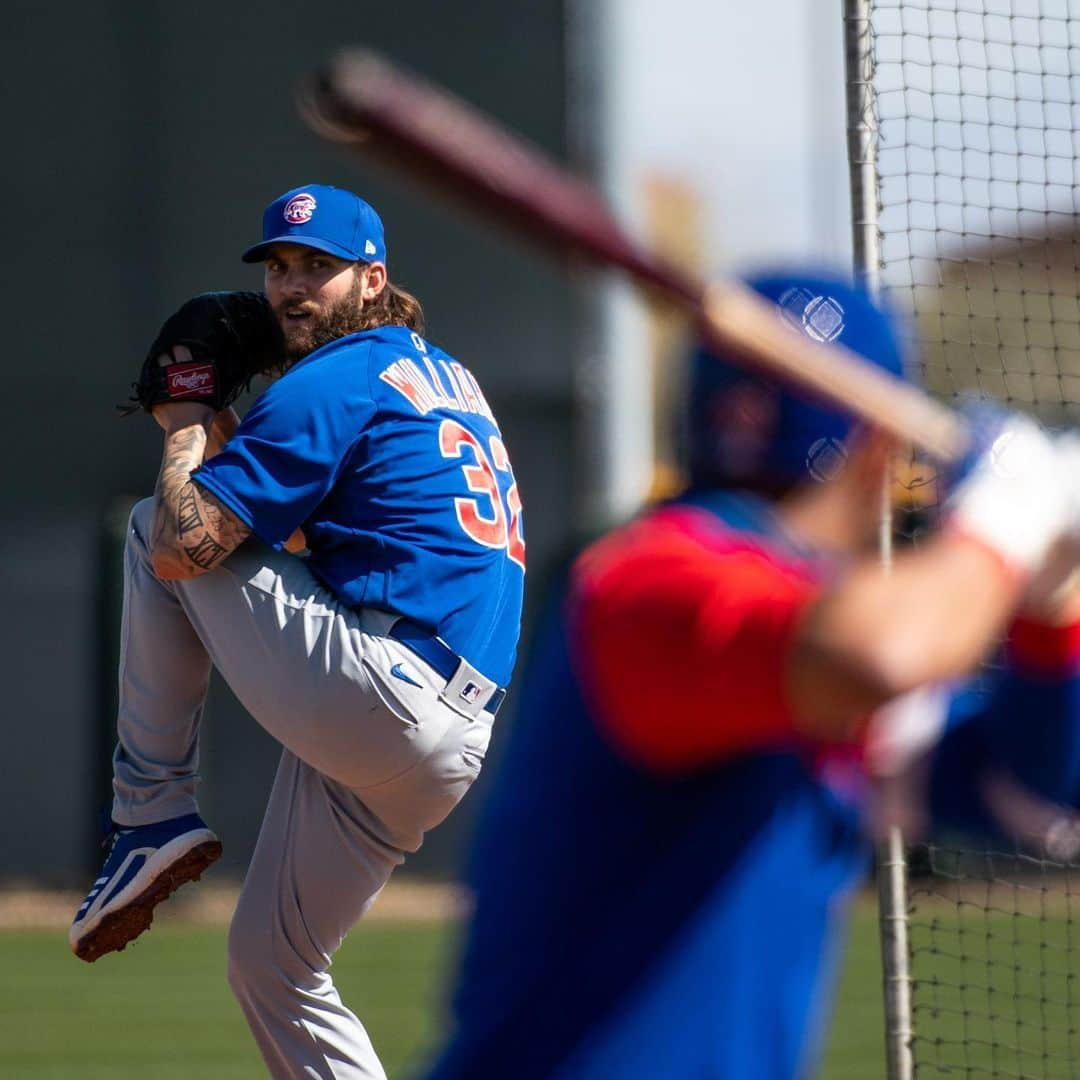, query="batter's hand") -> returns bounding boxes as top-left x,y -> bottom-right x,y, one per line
1021,434 -> 1080,625
943,404 -> 1070,577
